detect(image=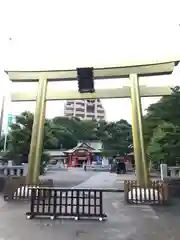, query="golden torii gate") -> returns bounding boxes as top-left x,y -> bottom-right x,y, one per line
5,59 -> 179,186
